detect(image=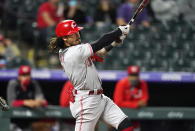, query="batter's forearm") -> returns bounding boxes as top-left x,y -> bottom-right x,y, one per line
95,48 -> 107,58
95,44 -> 115,58
91,28 -> 122,52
